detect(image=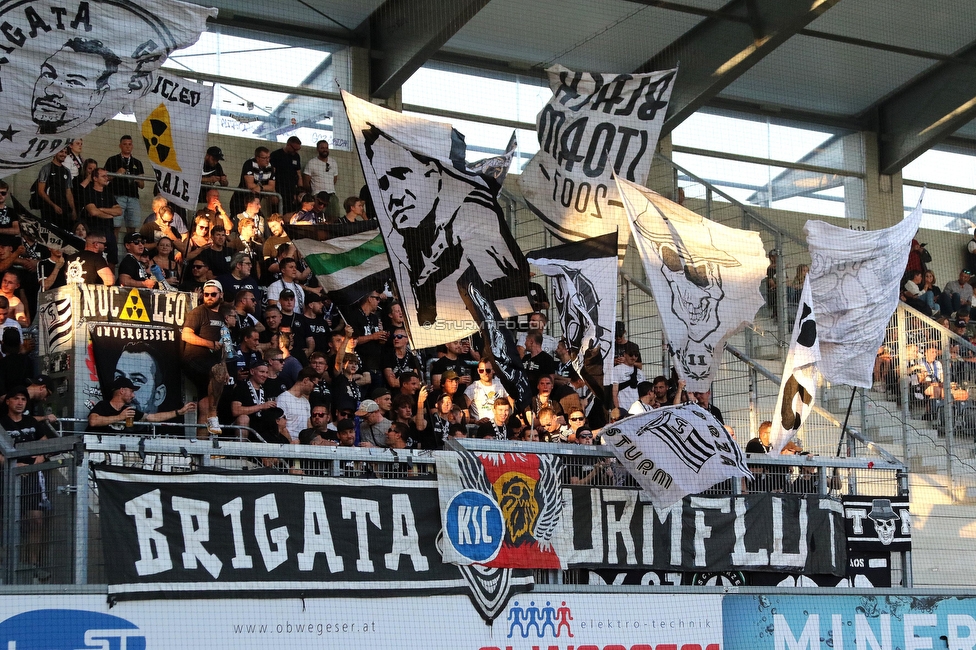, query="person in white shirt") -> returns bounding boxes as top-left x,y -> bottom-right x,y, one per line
611,349 -> 644,411
275,367 -> 316,441
465,360 -> 510,420
628,381 -> 656,415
